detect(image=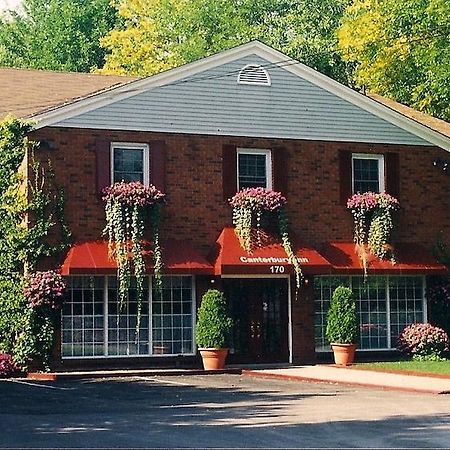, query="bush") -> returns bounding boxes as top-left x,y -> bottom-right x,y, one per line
326,286 -> 359,344
0,352 -> 18,378
398,323 -> 449,361
196,289 -> 233,349
428,276 -> 450,335
24,270 -> 66,310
